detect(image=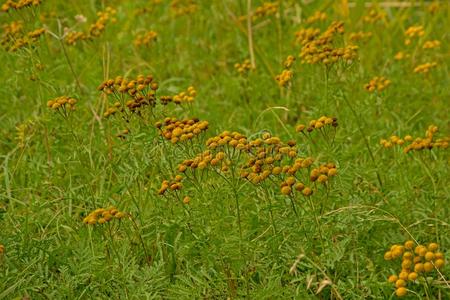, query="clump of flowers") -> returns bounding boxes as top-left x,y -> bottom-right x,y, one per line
295,27 -> 320,45
83,207 -> 126,225
253,1 -> 278,21
362,8 -> 386,24
413,62 -> 438,74
305,11 -> 327,24
404,25 -> 425,46
275,55 -> 295,87
46,96 -> 77,117
160,86 -> 196,105
1,21 -> 45,52
170,0 -> 197,17
64,7 -> 117,45
155,117 -> 209,143
134,30 -> 158,47
158,175 -> 183,195
380,124 -> 449,153
98,74 -> 158,118
298,21 -> 358,65
364,76 -> 391,93
295,115 -> 338,134
422,40 -> 440,50
234,59 -> 253,76
384,241 -> 446,297
394,51 -> 410,61
348,31 -> 373,43
1,0 -> 41,12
